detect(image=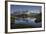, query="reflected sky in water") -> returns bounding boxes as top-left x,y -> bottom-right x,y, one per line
15,18 -> 42,28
